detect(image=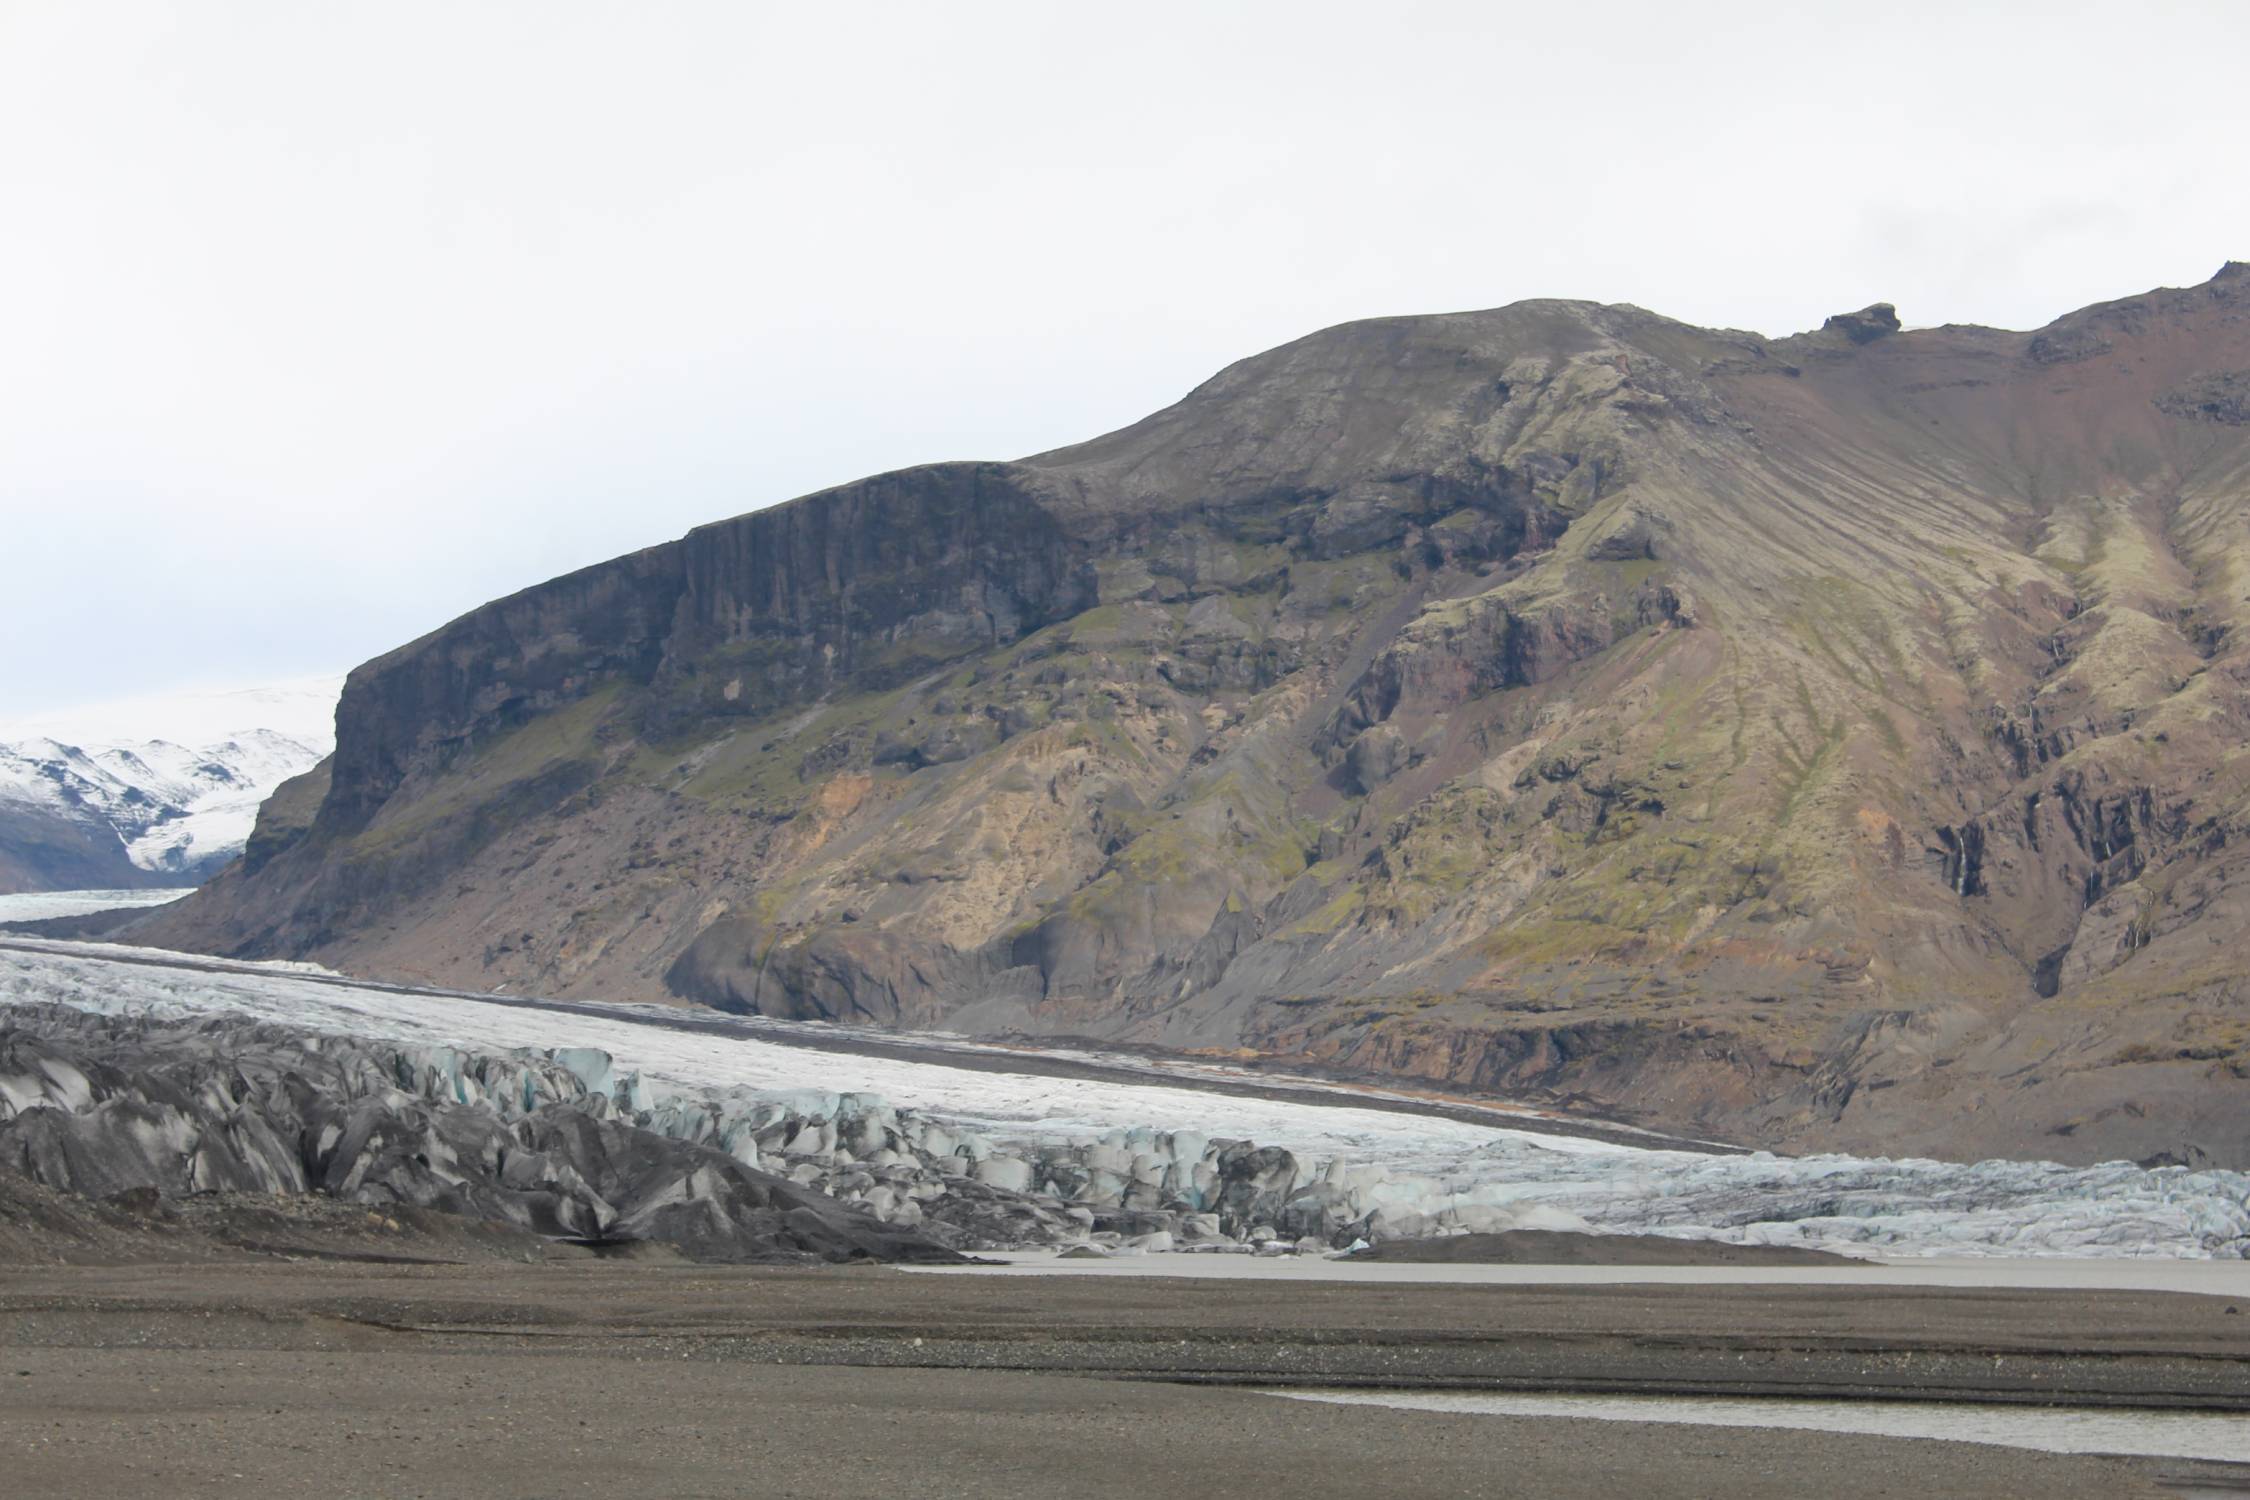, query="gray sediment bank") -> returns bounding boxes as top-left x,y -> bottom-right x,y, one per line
4,1259 -> 2247,1498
